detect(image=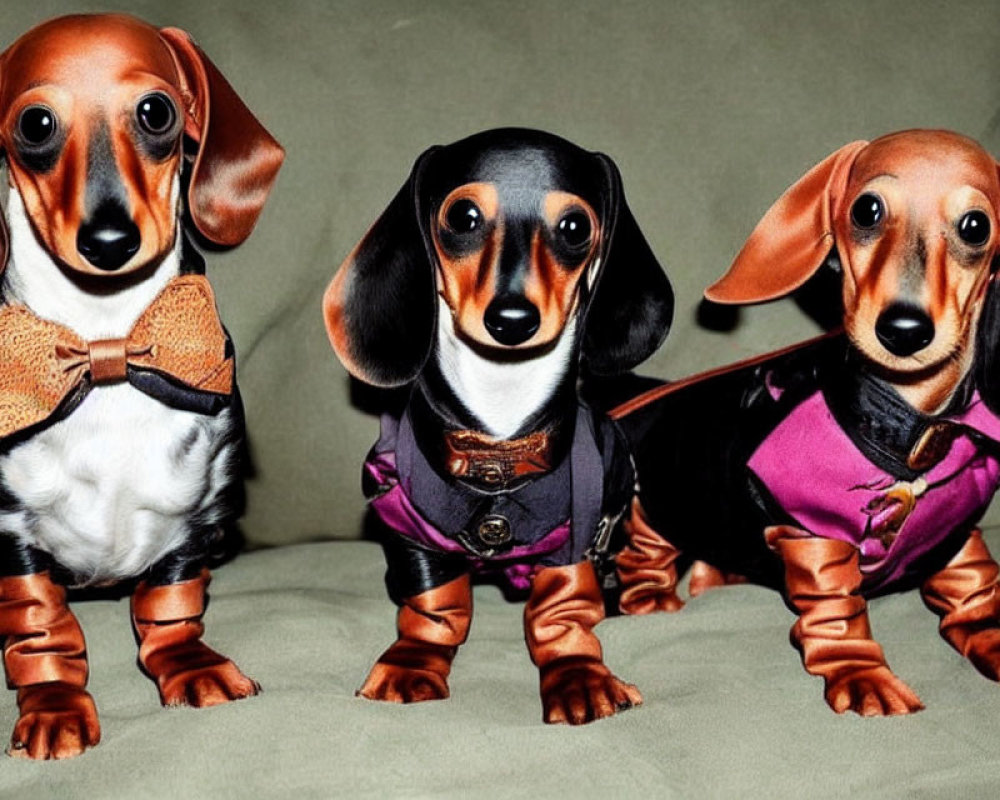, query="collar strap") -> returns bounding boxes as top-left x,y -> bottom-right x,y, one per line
443,429 -> 552,489
824,354 -> 993,478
